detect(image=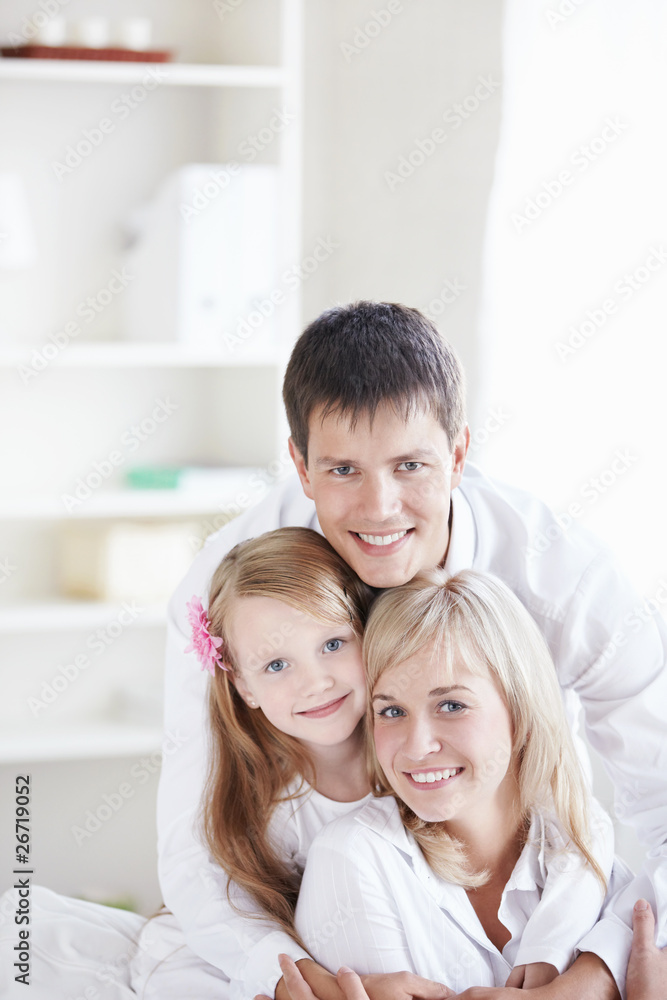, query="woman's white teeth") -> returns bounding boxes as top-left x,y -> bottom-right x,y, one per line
410,768 -> 459,783
357,530 -> 407,546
